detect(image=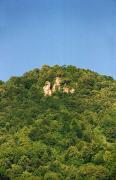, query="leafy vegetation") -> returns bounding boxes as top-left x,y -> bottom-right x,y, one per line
0,65 -> 116,179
